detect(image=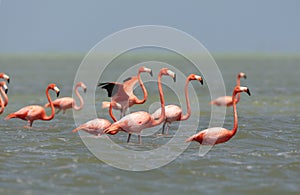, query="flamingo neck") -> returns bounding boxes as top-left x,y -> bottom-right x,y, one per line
230,91 -> 239,137
152,72 -> 165,126
236,76 -> 241,103
73,85 -> 84,110
43,86 -> 55,120
0,96 -> 4,114
0,88 -> 8,106
180,77 -> 191,121
109,102 -> 118,122
134,70 -> 148,104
